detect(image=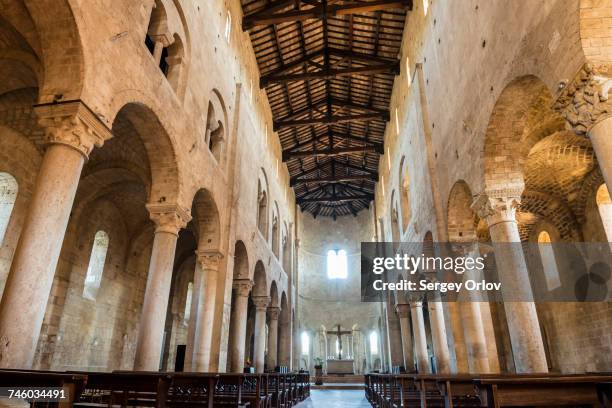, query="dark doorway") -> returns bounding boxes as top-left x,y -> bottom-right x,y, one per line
175,344 -> 186,372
